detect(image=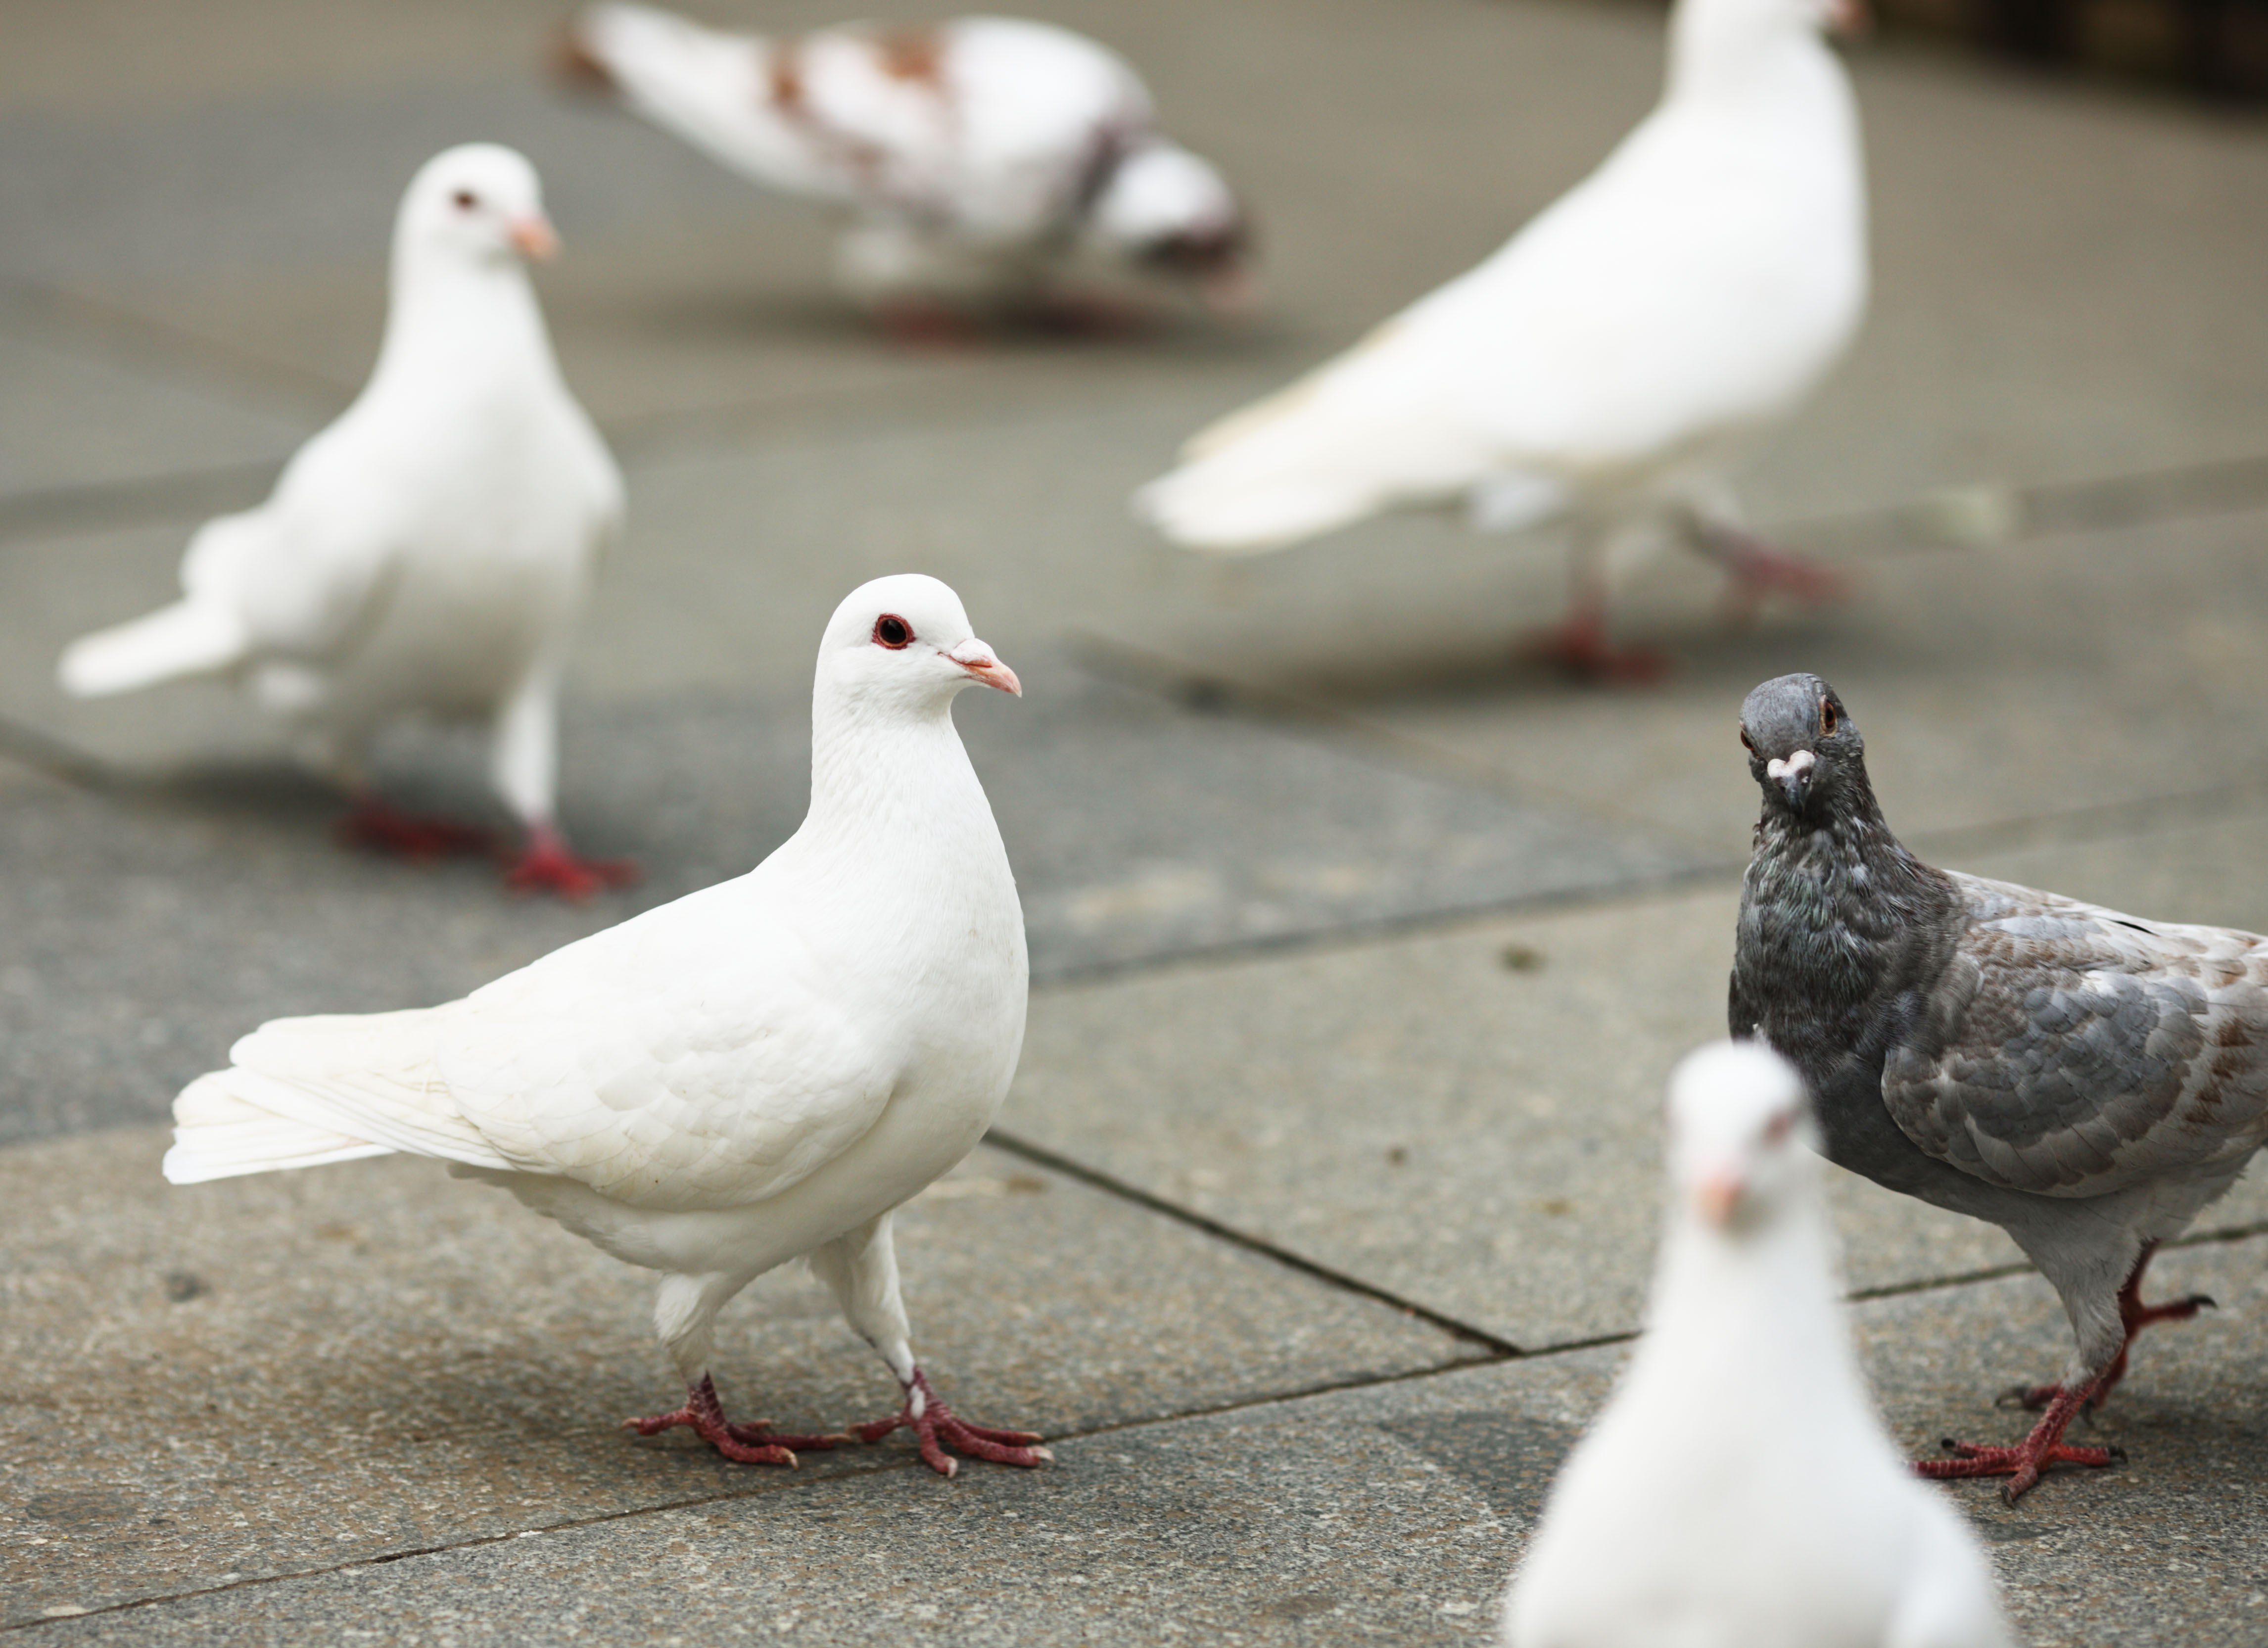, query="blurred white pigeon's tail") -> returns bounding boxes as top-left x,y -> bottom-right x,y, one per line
58,599 -> 247,698
164,1074 -> 395,1184
164,1008 -> 519,1186
563,3 -> 787,184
